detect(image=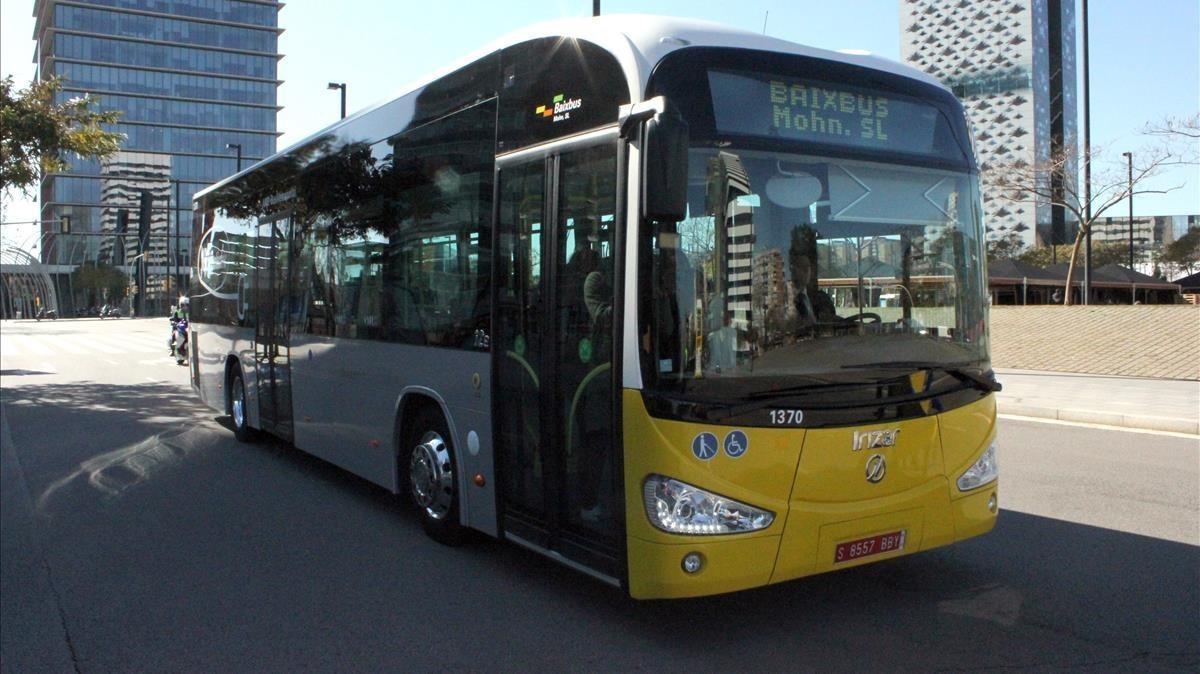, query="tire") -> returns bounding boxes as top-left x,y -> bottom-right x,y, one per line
405,407 -> 463,545
228,369 -> 256,443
